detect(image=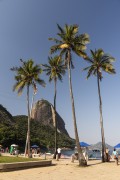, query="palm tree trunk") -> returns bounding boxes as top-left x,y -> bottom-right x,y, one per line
27,84 -> 31,158
30,92 -> 35,117
53,78 -> 57,159
24,132 -> 28,156
24,92 -> 35,156
97,73 -> 106,162
67,50 -> 86,166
